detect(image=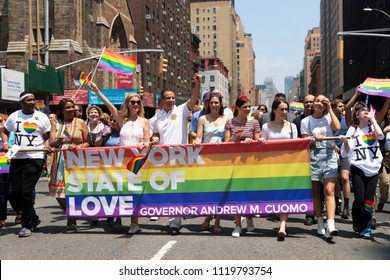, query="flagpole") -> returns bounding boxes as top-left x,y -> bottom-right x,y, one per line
90,46 -> 106,82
